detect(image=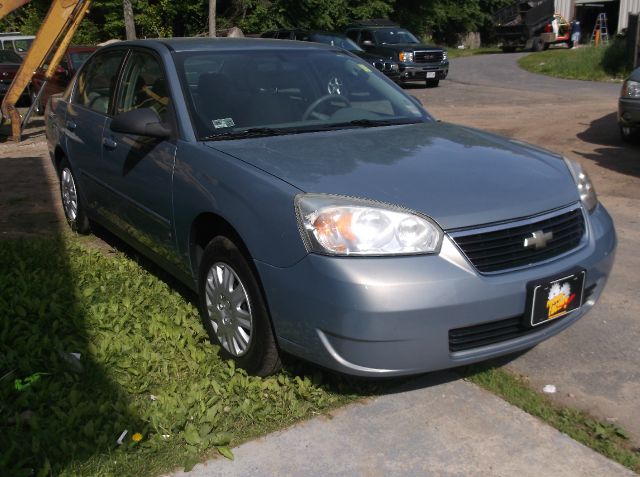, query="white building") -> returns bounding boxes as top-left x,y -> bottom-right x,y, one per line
555,0 -> 640,33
